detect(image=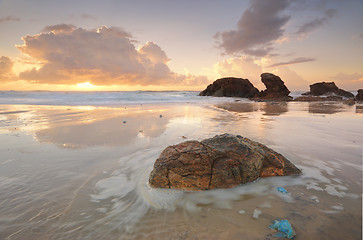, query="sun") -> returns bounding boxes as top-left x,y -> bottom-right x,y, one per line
76,82 -> 96,89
